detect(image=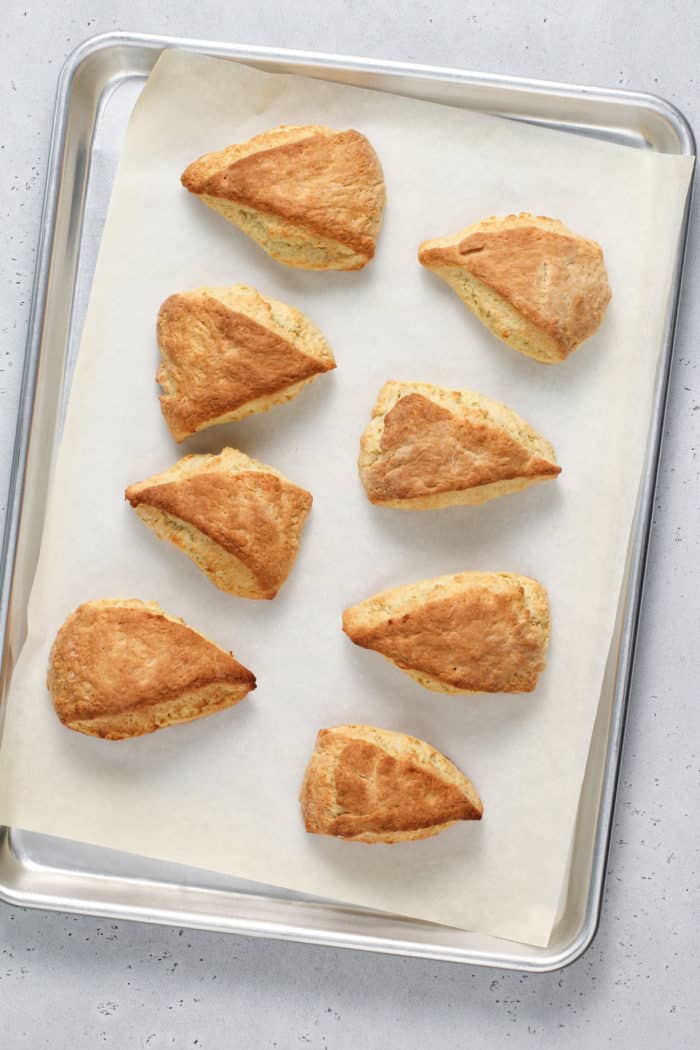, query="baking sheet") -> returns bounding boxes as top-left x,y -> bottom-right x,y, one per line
0,50 -> 692,947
